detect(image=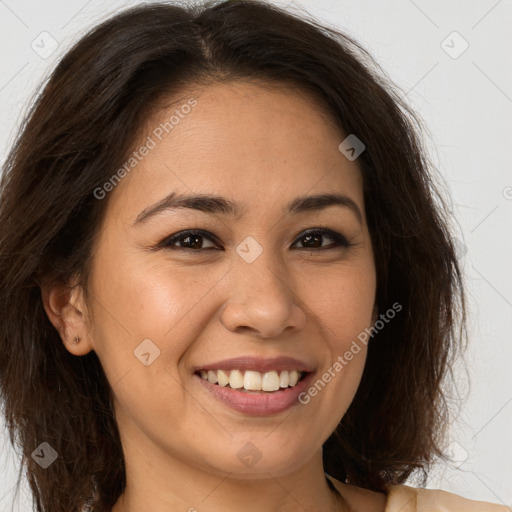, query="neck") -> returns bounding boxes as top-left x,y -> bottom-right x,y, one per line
111,449 -> 348,512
